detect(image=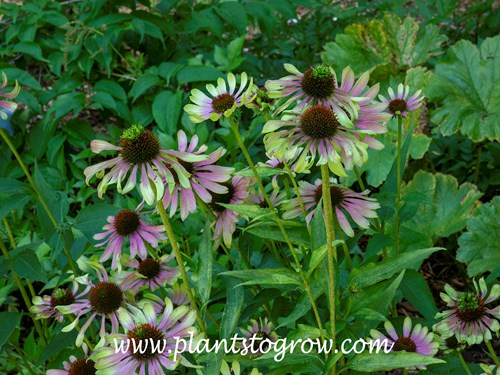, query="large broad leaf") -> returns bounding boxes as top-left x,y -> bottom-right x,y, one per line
426,35 -> 500,142
397,171 -> 482,252
457,197 -> 500,277
321,14 -> 447,74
